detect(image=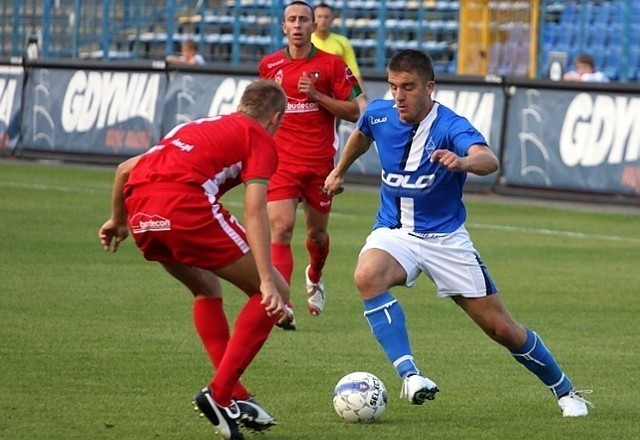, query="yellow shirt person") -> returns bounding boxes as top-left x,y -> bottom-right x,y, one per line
312,3 -> 367,110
